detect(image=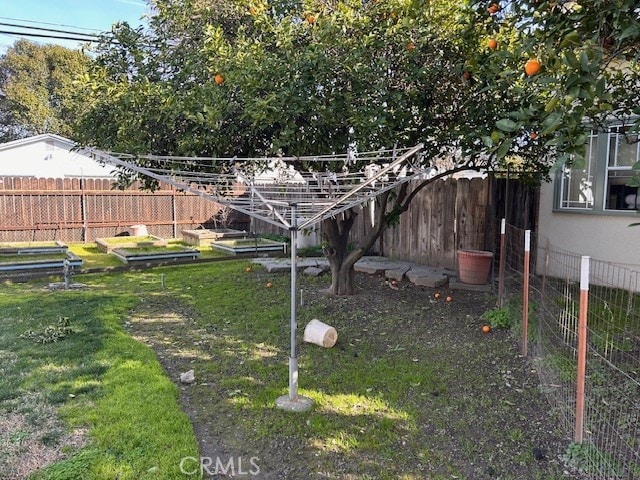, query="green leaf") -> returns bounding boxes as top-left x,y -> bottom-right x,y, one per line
580,51 -> 590,72
541,112 -> 562,135
563,50 -> 579,69
481,136 -> 493,148
560,31 -> 580,48
544,97 -> 558,113
619,24 -> 640,41
496,119 -> 519,133
495,138 -> 513,160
